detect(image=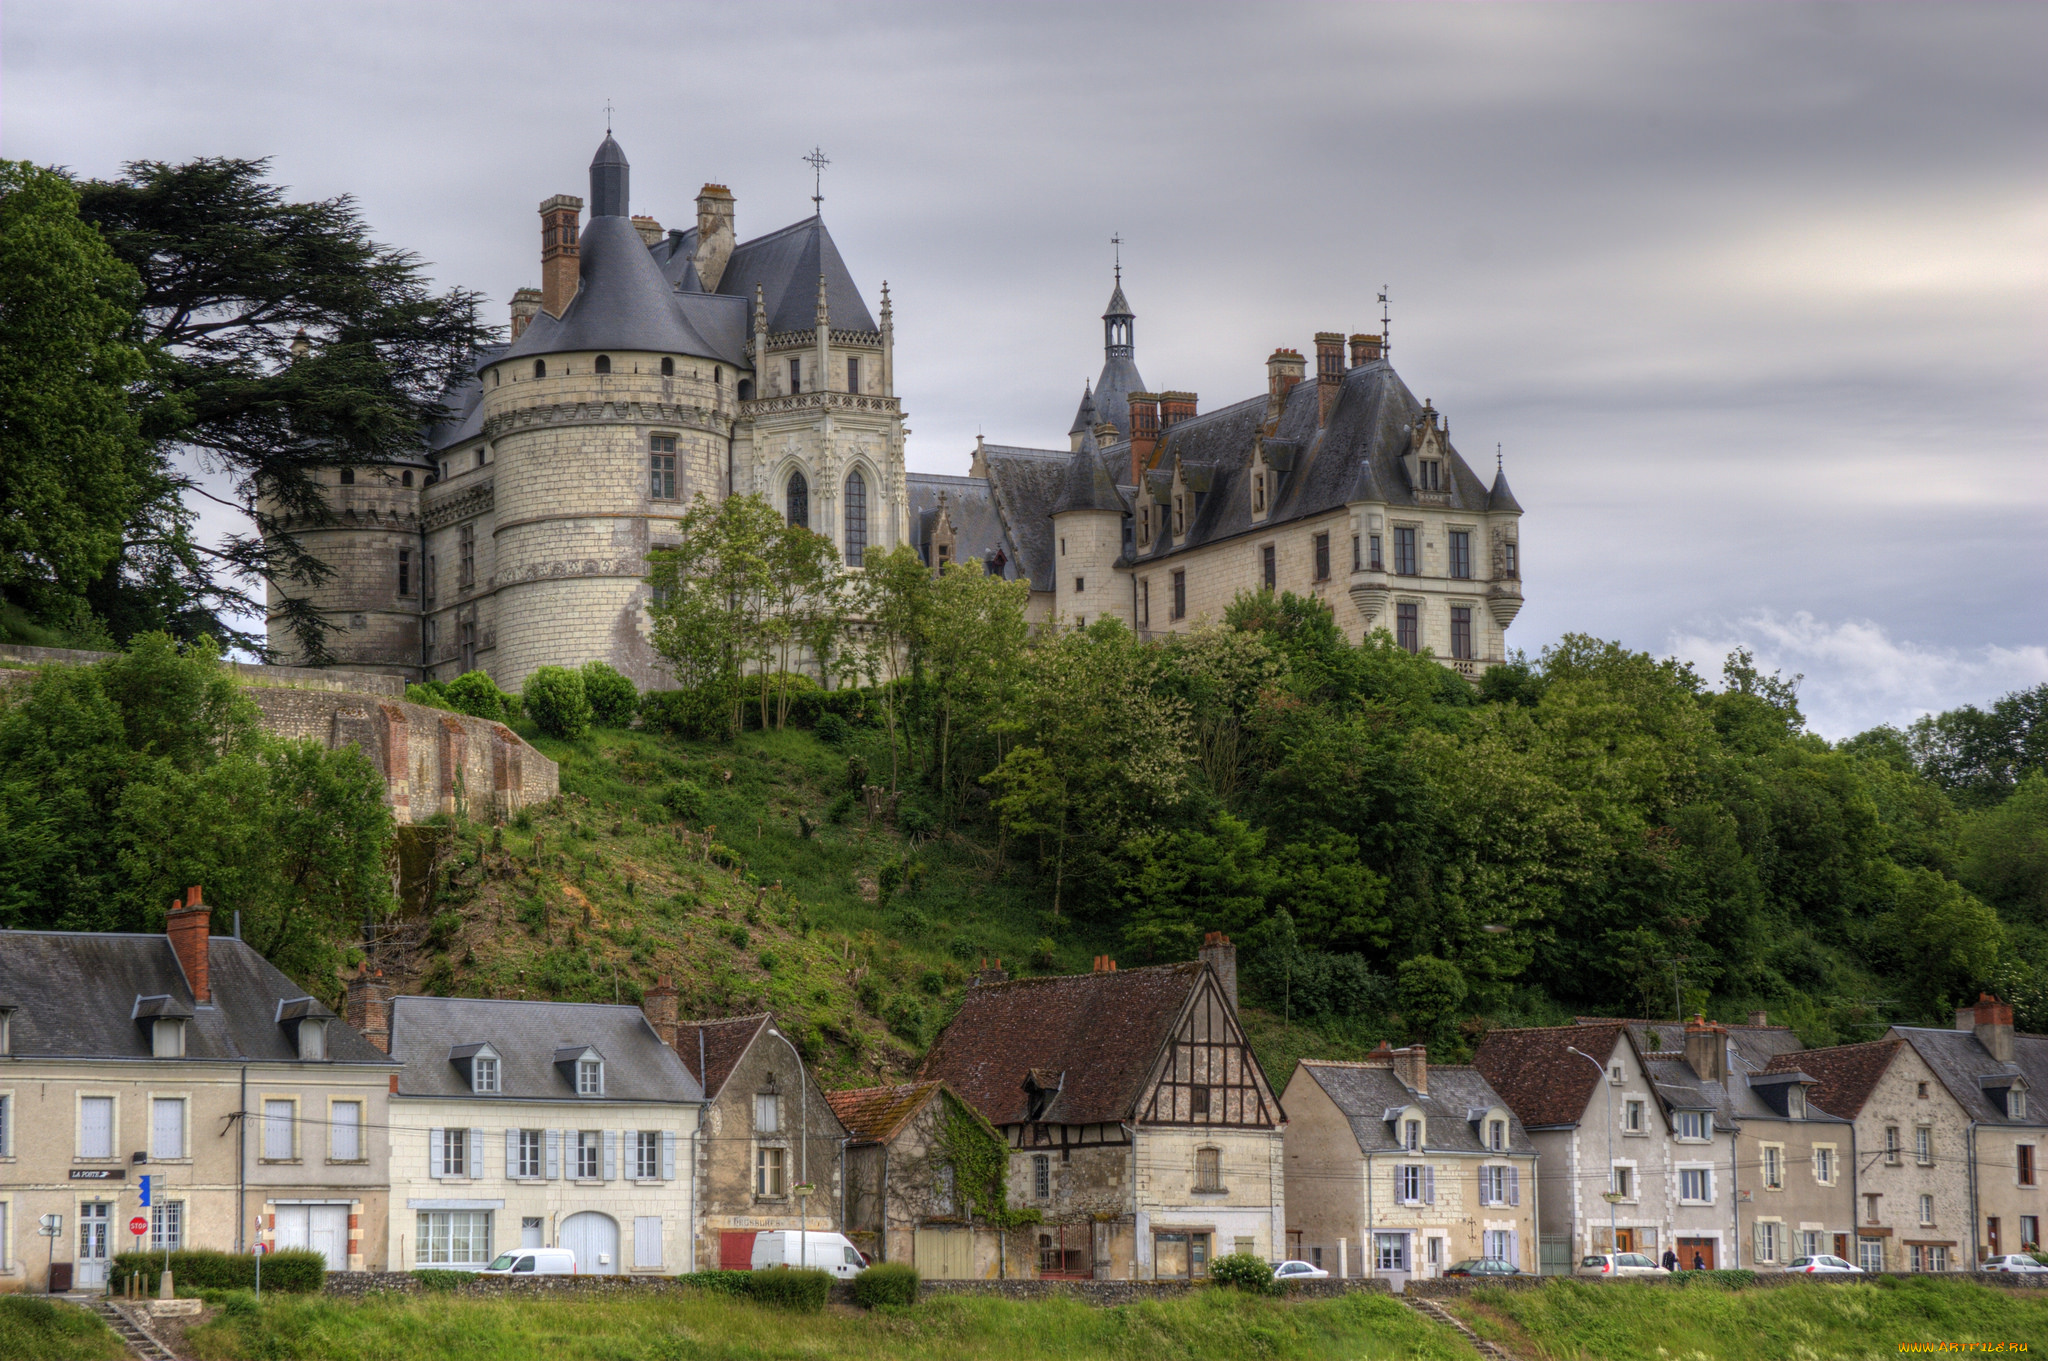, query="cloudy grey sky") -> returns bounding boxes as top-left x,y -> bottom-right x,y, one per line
7,2 -> 2043,735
